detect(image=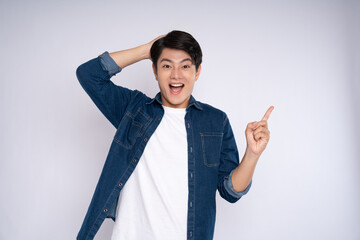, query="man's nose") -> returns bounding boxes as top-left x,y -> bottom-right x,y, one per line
170,68 -> 181,79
